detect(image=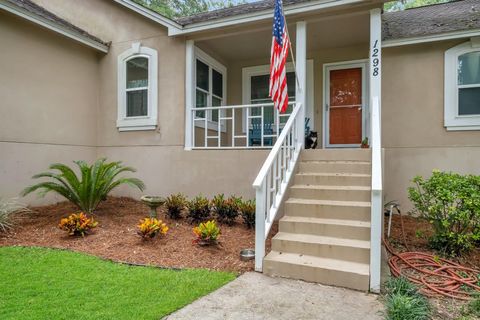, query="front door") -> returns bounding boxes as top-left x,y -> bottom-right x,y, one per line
325,62 -> 367,147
